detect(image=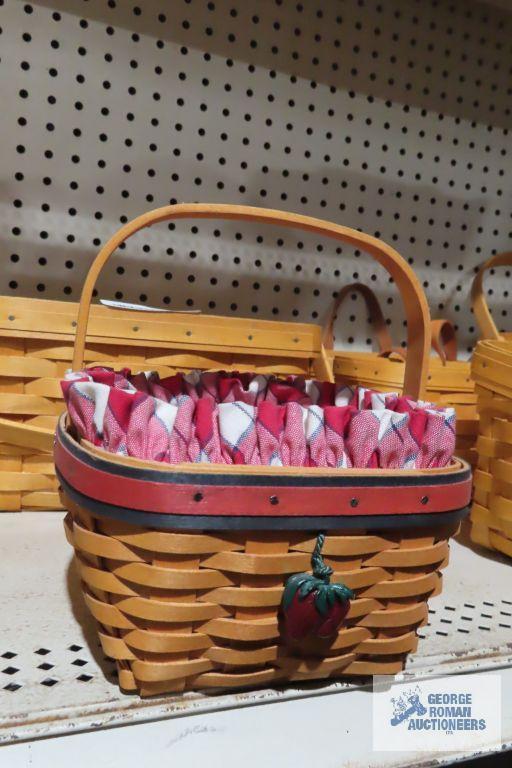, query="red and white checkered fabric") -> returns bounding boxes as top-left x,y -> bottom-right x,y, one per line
62,368 -> 456,468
